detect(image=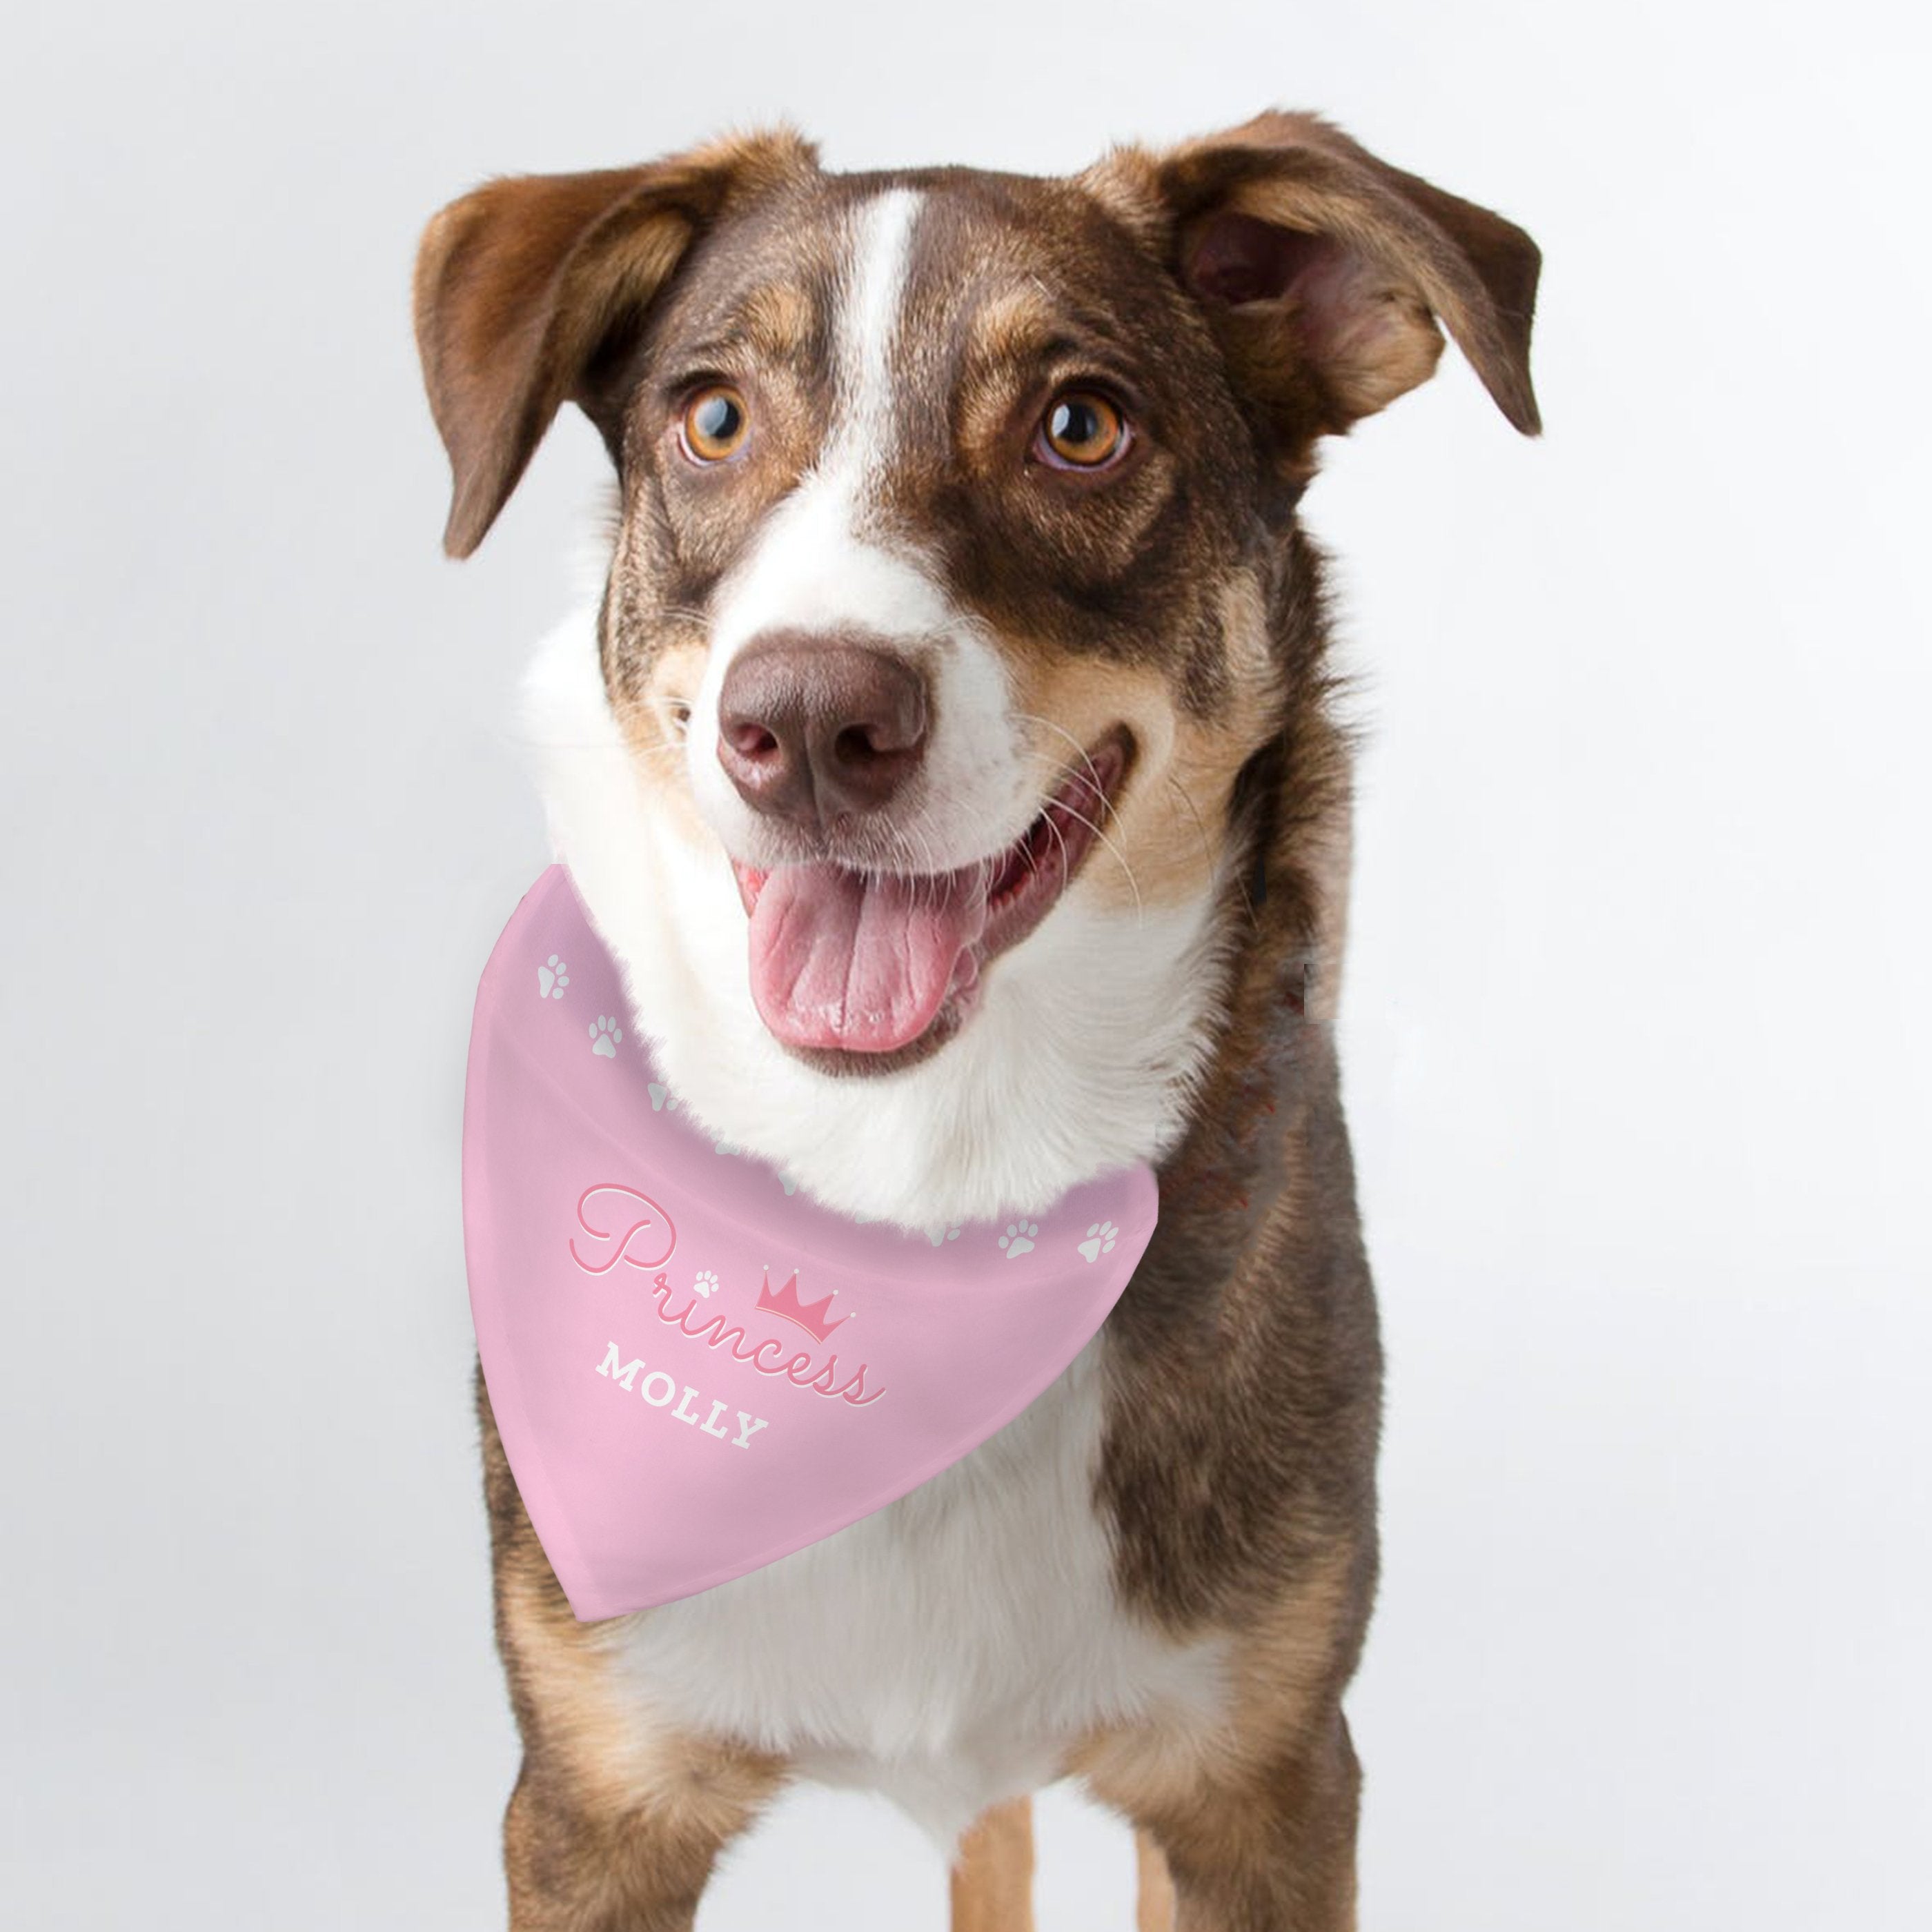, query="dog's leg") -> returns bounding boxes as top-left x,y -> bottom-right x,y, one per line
1098,1711 -> 1361,1932
1134,1828 -> 1177,1932
1077,1541 -> 1370,1932
480,1371 -> 784,1930
949,1797 -> 1035,1932
502,1759 -> 772,1932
